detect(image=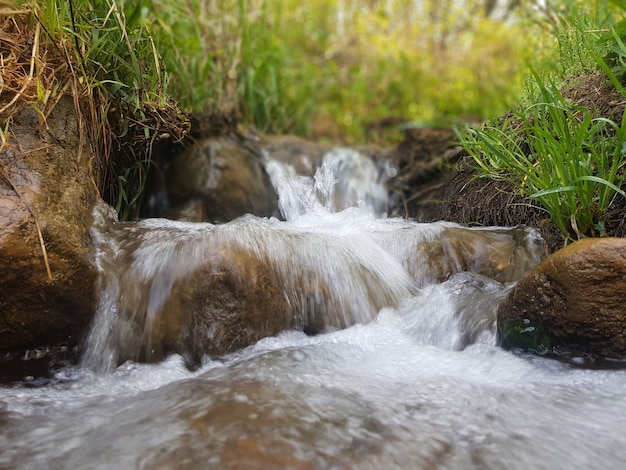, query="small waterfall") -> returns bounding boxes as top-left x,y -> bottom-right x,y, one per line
264,147 -> 388,220
82,204 -> 417,372
82,149 -> 545,372
396,272 -> 516,350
